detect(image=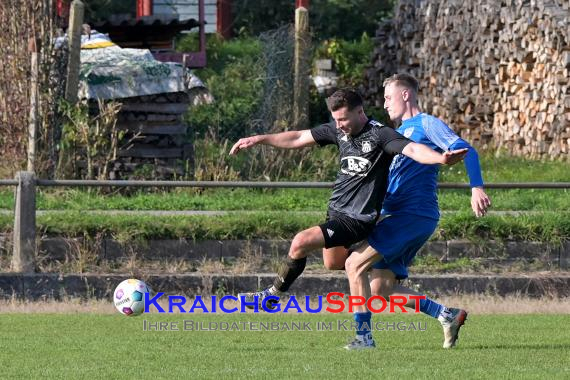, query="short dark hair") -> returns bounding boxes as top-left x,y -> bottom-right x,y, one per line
383,73 -> 419,94
326,88 -> 363,112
